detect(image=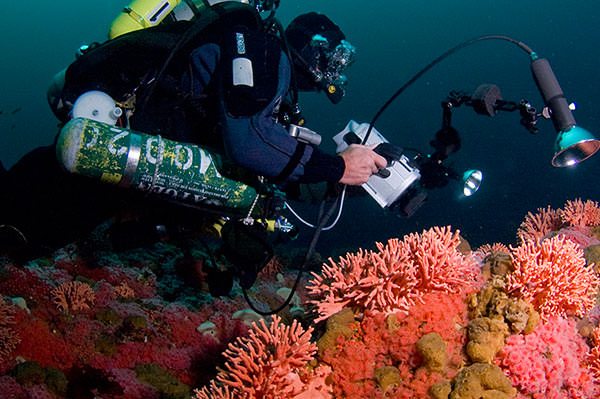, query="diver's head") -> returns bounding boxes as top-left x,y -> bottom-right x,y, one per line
285,12 -> 356,104
252,0 -> 279,12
